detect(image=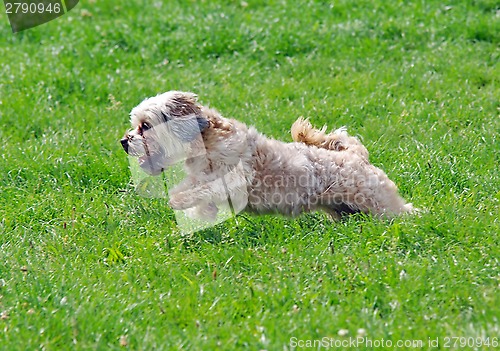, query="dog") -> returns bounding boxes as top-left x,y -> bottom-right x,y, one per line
121,91 -> 415,221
